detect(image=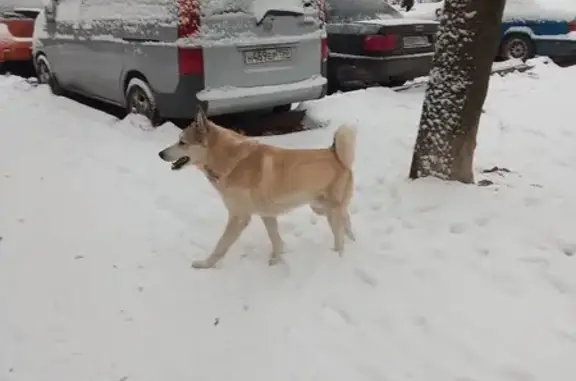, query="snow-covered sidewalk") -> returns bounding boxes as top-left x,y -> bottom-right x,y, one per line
1,61 -> 576,381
